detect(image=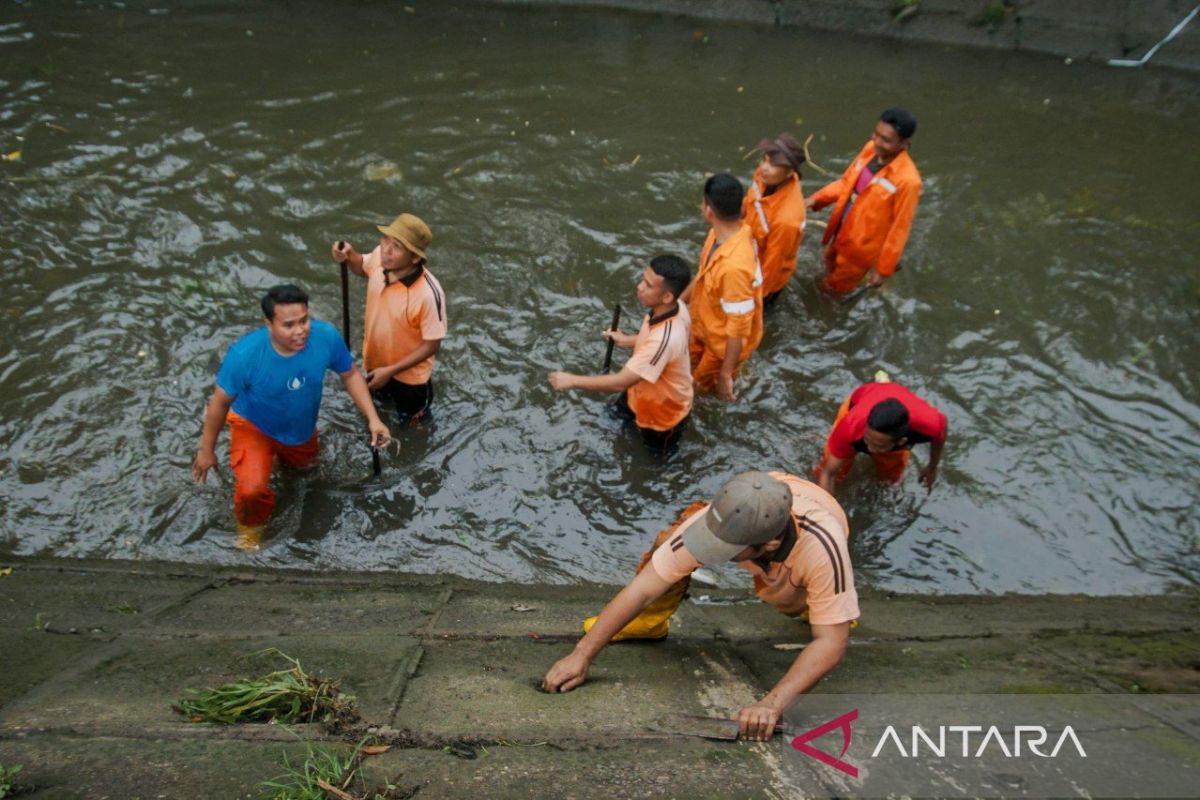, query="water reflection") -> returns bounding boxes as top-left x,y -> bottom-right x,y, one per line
0,3 -> 1197,594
